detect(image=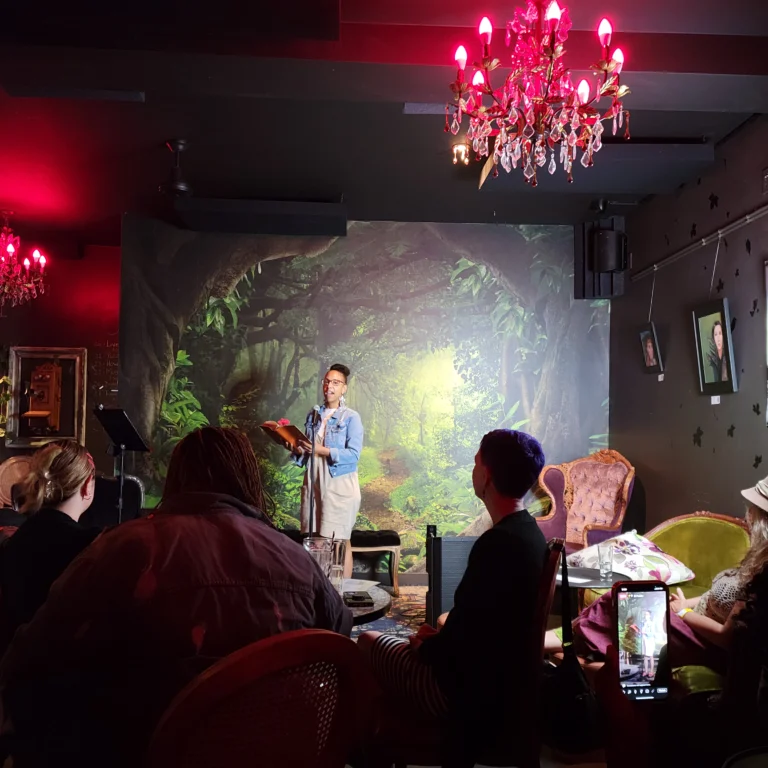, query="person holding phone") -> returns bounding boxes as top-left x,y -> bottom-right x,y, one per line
293,364 -> 363,576
545,475 -> 768,673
